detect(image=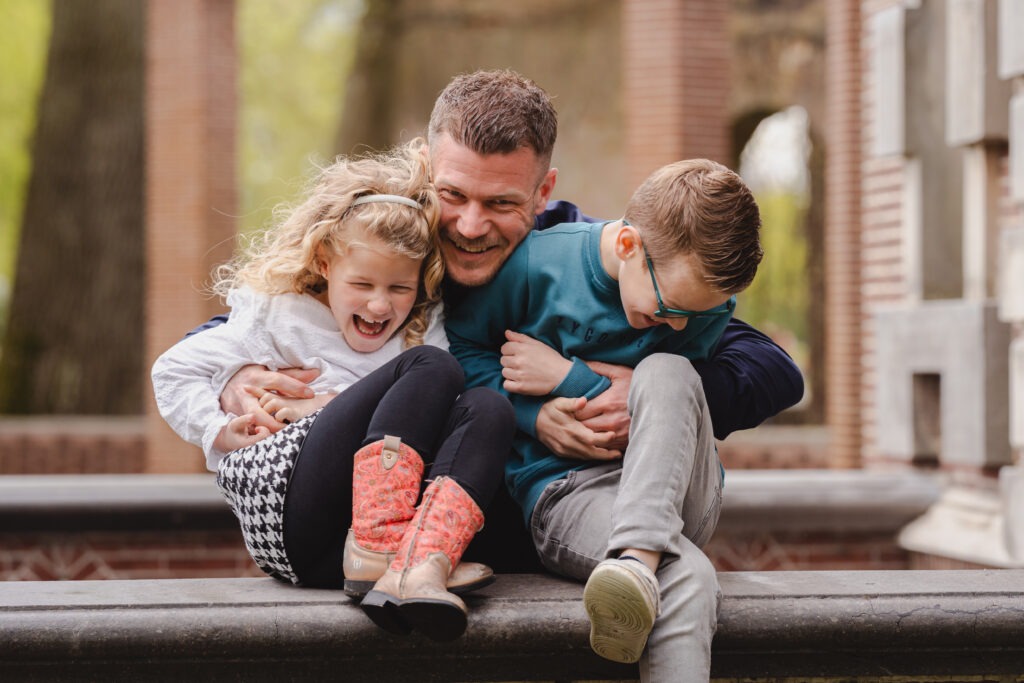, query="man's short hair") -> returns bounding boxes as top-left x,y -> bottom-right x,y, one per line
428,69 -> 558,166
625,159 -> 763,295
